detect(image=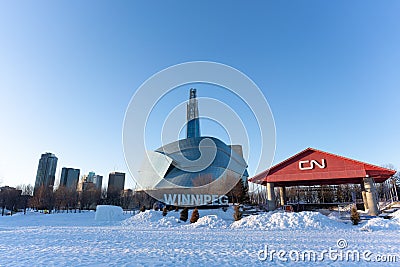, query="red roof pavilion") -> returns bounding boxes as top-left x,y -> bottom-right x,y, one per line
250,148 -> 396,187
